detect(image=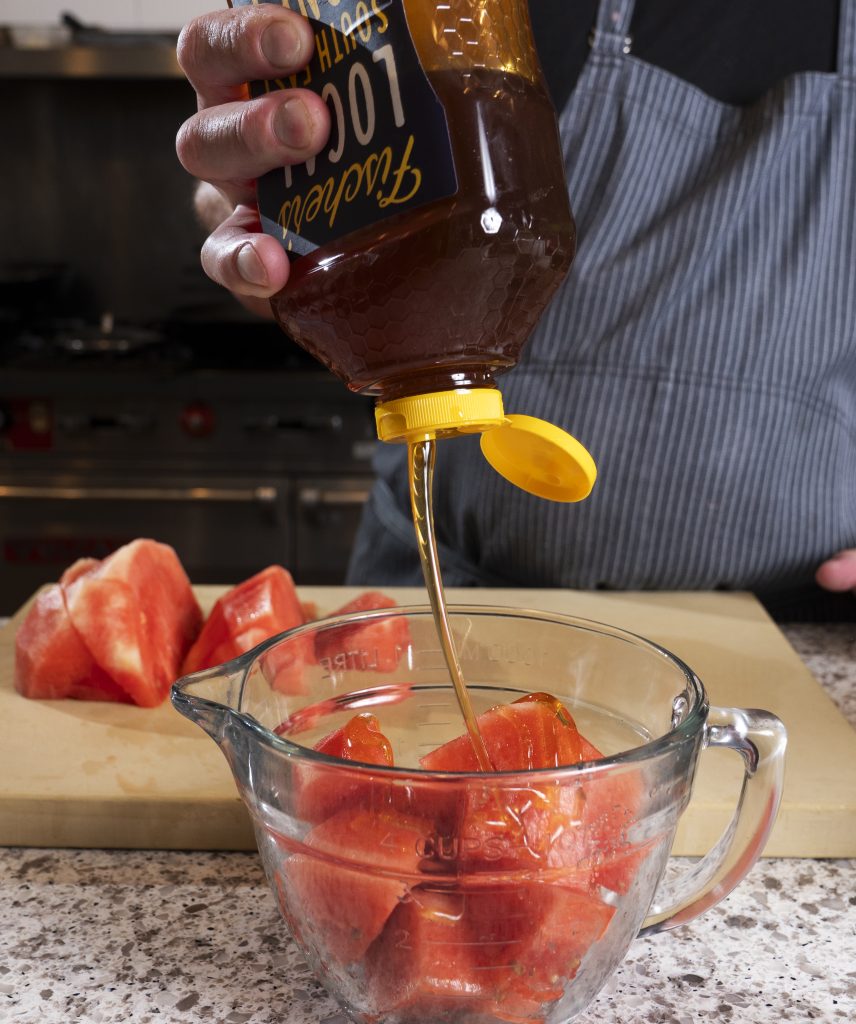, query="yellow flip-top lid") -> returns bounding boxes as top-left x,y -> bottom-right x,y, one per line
375,389 -> 596,503
480,414 -> 596,502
